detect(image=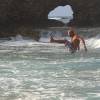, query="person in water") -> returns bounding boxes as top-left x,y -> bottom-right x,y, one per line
65,28 -> 87,53
50,27 -> 87,53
